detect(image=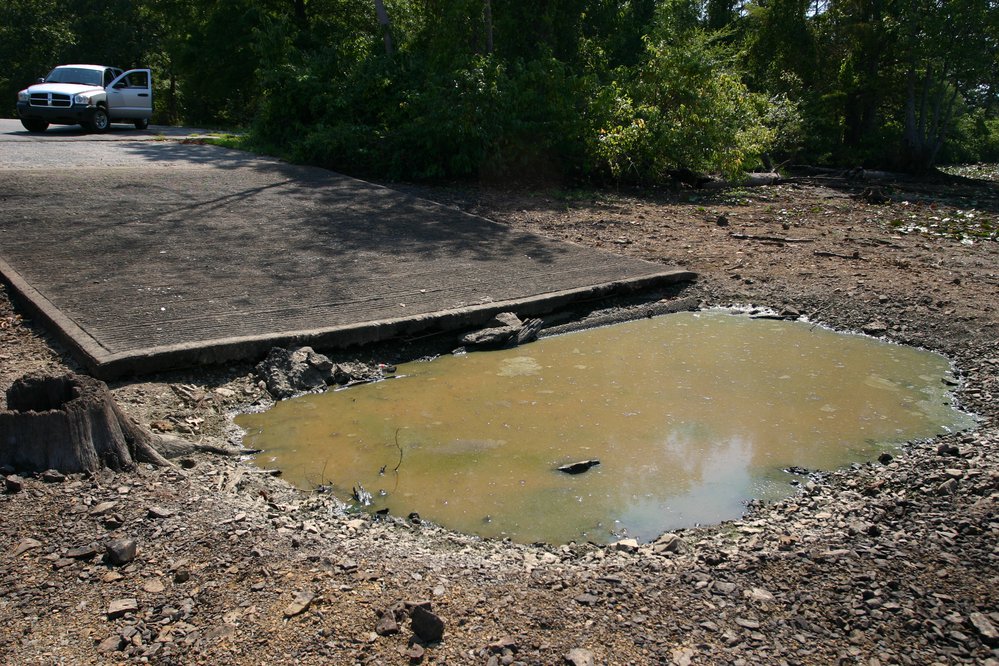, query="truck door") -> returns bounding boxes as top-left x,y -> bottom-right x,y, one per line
107,69 -> 152,118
